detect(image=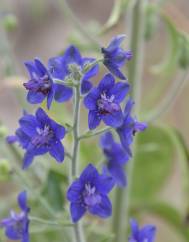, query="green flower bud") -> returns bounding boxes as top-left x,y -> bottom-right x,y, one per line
0,159 -> 11,181
0,125 -> 8,138
178,33 -> 189,69
3,14 -> 18,32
